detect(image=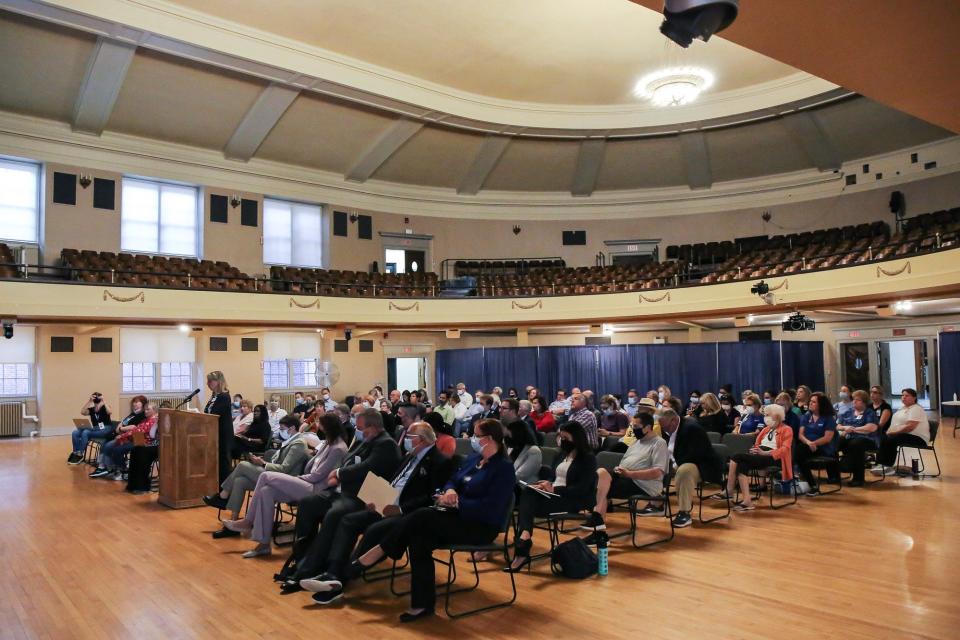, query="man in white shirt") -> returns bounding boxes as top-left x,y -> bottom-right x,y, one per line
549,390 -> 570,415
455,382 -> 471,407
874,387 -> 931,475
266,394 -> 288,438
623,389 -> 640,418
320,387 -> 337,411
